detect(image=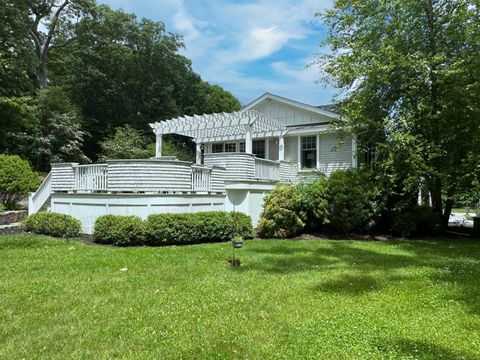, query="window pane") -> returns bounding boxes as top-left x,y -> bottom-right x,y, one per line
301,136 -> 317,168
239,142 -> 245,152
252,140 -> 265,158
301,150 -> 316,169
225,143 -> 236,152
212,143 -> 223,153
301,136 -> 316,150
